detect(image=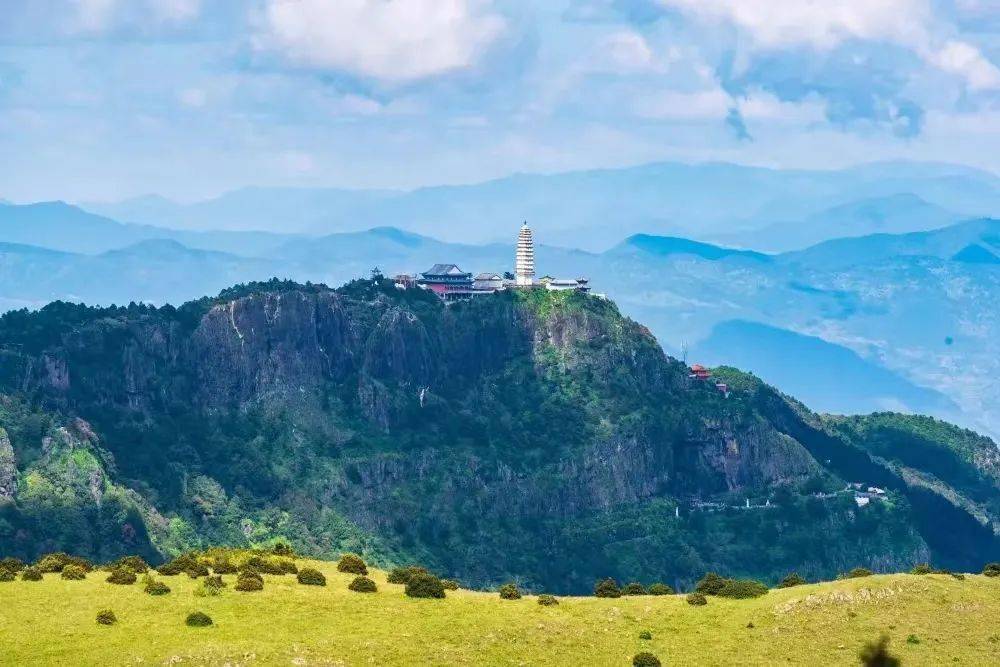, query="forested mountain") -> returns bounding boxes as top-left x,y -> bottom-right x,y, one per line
1,281 -> 997,593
